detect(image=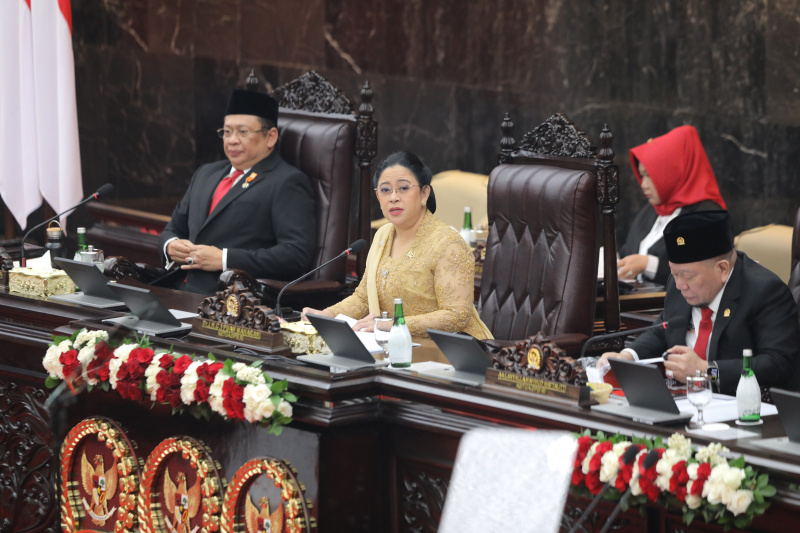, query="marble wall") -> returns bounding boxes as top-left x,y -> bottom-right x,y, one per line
66,0 -> 800,236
